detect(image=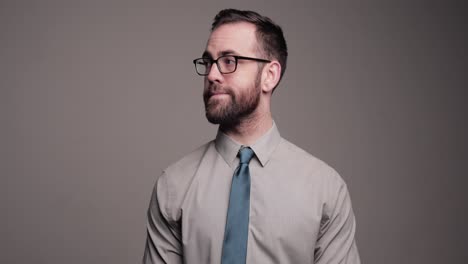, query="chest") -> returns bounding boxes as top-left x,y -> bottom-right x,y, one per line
180,162 -> 323,256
